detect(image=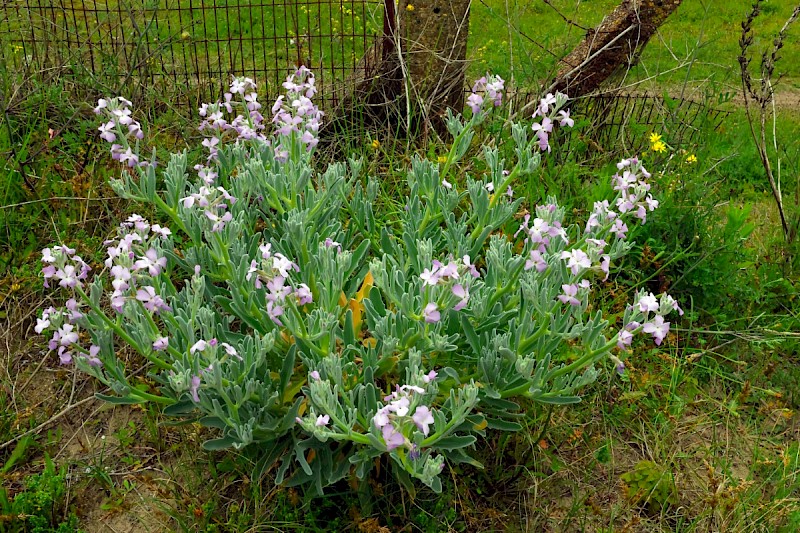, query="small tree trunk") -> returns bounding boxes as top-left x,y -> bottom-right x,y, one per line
399,0 -> 471,129
551,0 -> 683,97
